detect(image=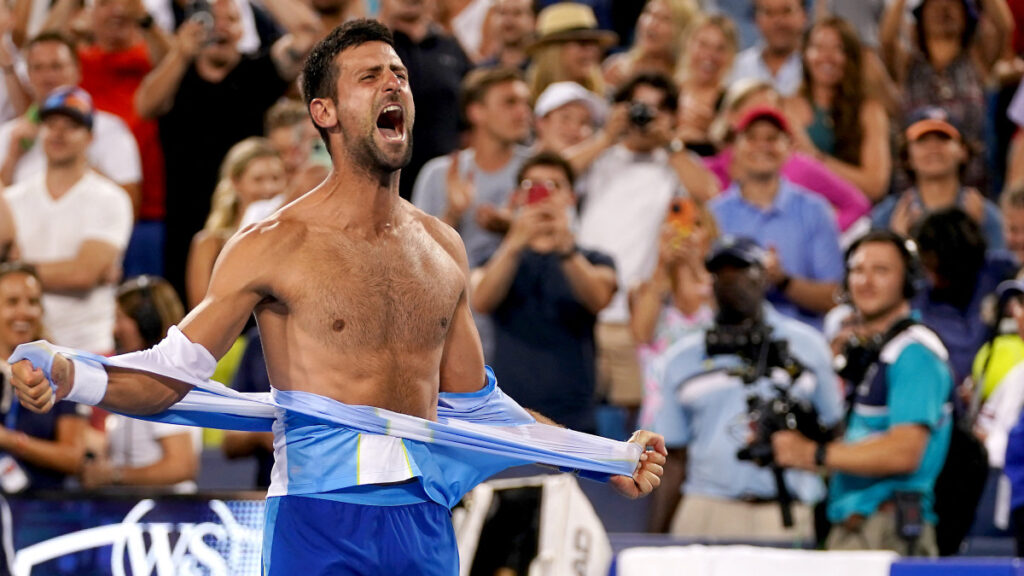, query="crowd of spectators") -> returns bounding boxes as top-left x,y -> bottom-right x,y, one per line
5,0 -> 1024,561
